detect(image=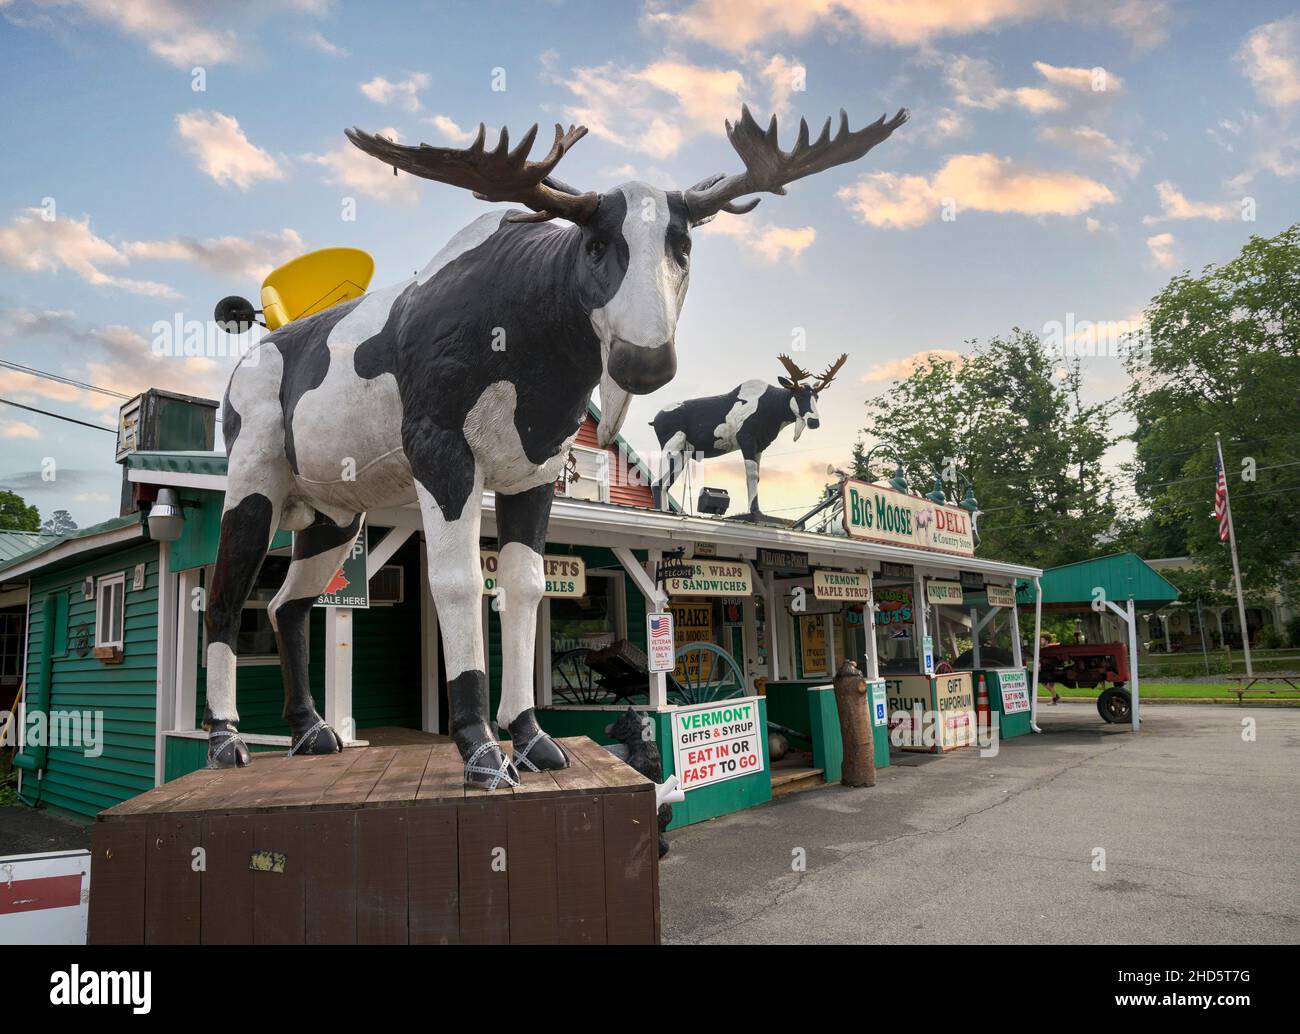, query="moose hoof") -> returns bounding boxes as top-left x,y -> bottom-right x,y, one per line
207,724 -> 251,769
509,710 -> 569,772
461,738 -> 519,790
289,718 -> 342,757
